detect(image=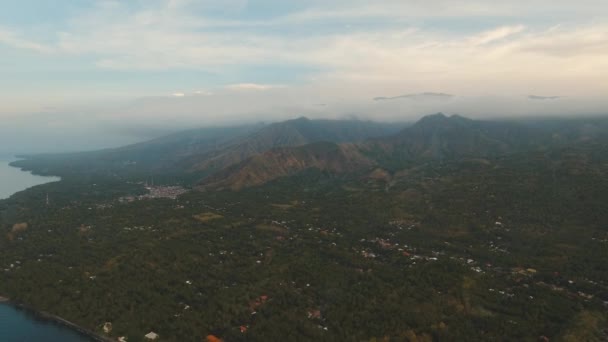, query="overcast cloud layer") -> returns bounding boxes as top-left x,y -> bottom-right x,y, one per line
1,0 -> 607,154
